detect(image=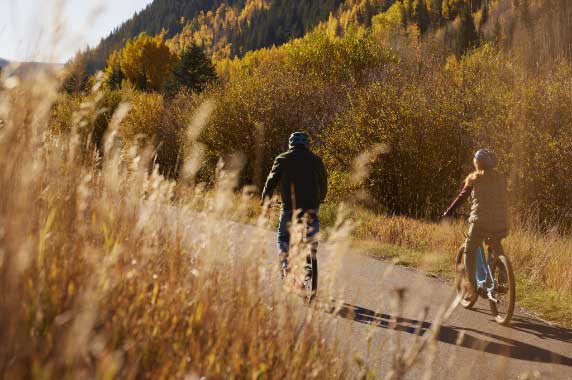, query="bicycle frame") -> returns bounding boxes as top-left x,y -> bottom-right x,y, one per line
475,242 -> 499,304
